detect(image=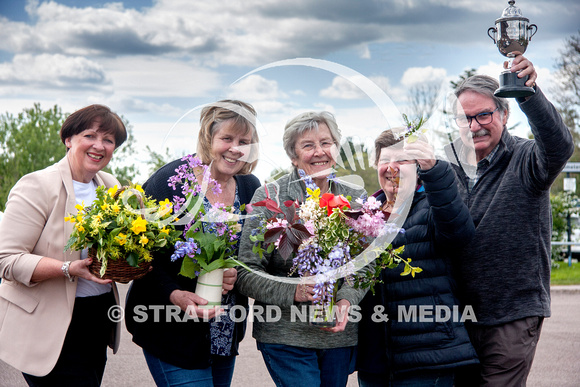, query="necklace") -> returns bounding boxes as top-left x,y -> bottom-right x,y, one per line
206,177 -> 236,206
